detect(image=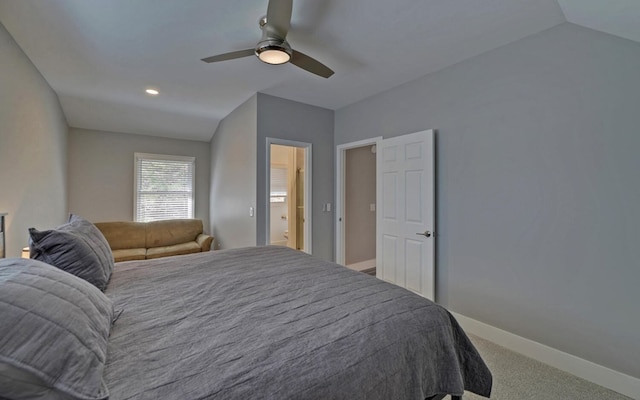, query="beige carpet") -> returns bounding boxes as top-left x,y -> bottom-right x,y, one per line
464,334 -> 632,399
